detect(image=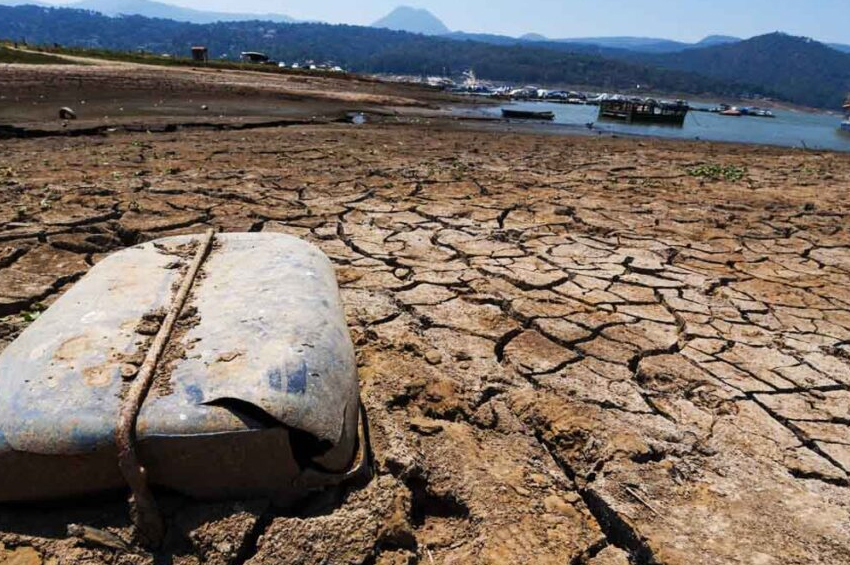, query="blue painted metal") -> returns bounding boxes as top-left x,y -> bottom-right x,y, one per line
0,233 -> 360,503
